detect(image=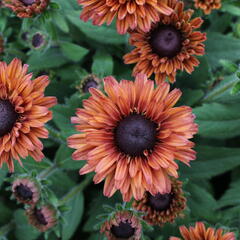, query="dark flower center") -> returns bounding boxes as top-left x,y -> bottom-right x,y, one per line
150,25 -> 182,58
147,192 -> 173,211
0,100 -> 18,137
34,209 -> 48,225
82,78 -> 98,93
20,0 -> 35,5
111,221 -> 135,239
15,183 -> 33,200
32,33 -> 45,48
115,114 -> 157,156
